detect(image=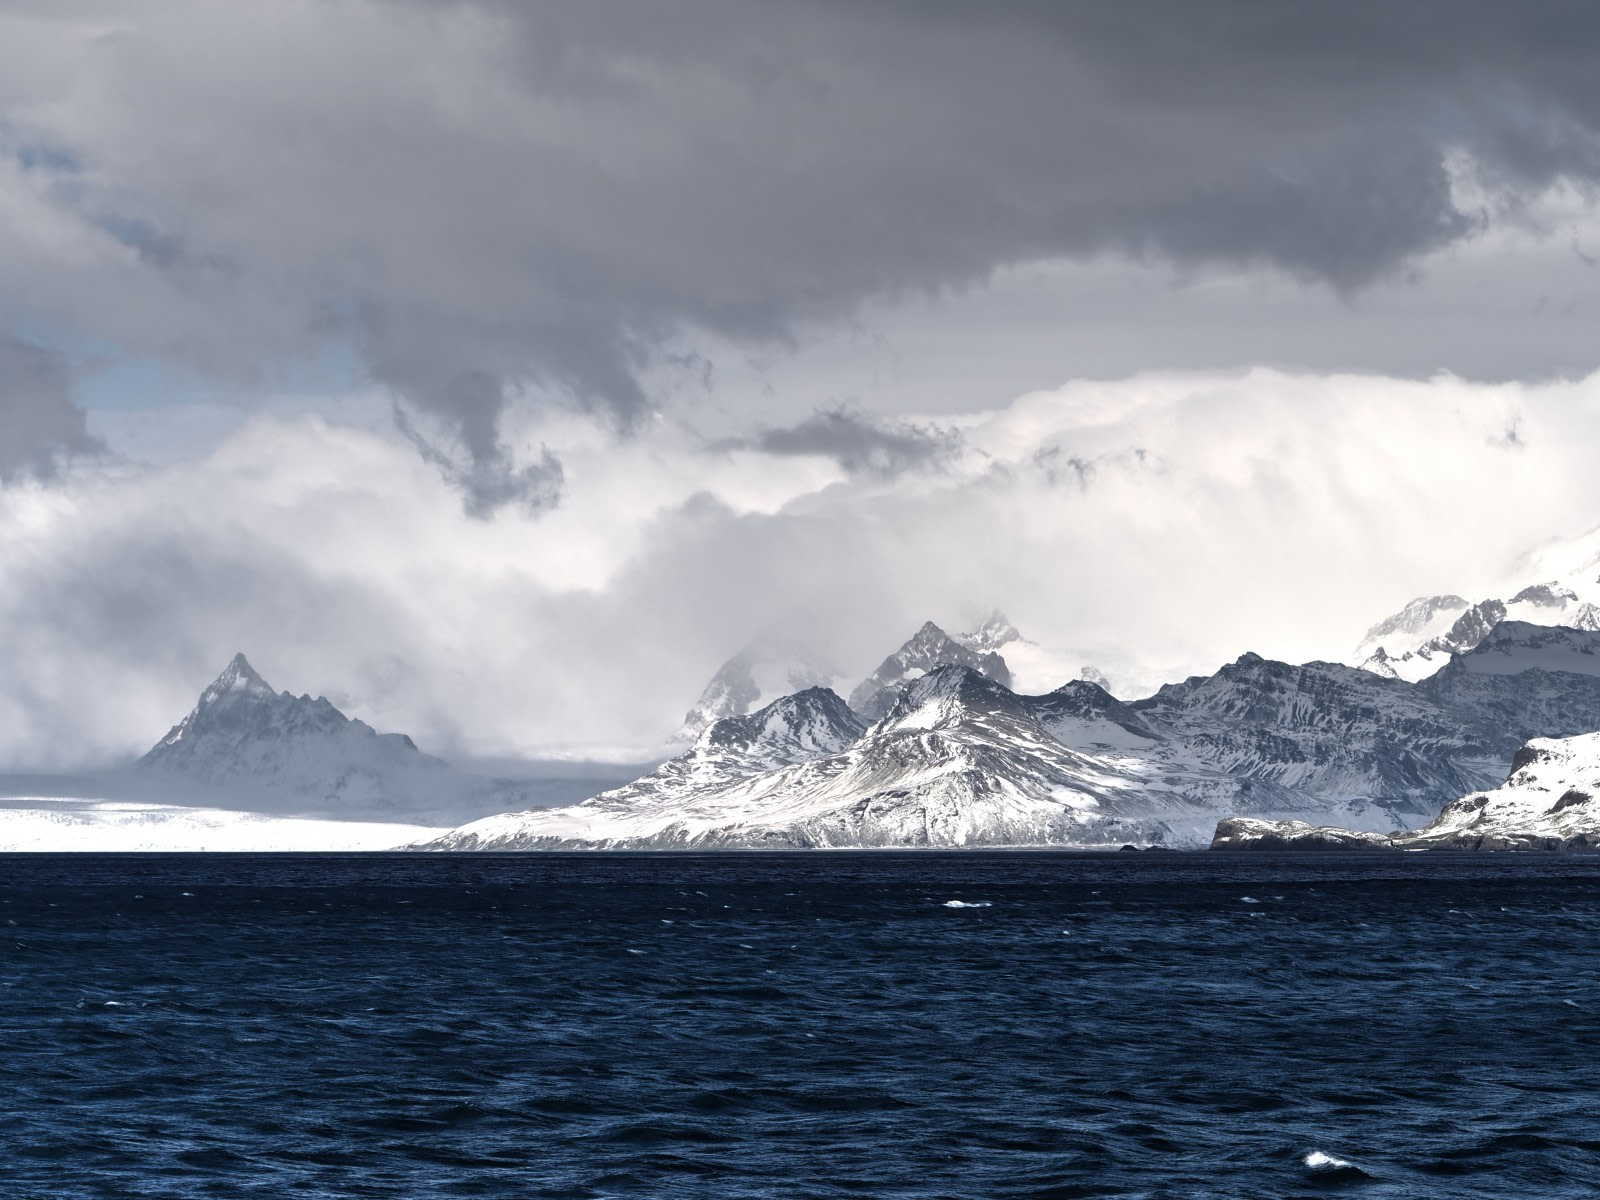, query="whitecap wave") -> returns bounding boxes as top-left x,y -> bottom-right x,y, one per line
1303,1149 -> 1371,1178
1304,1151 -> 1352,1170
